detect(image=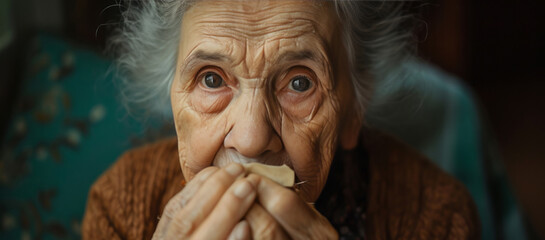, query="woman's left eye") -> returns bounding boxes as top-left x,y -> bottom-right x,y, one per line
202,72 -> 225,88
289,76 -> 312,92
